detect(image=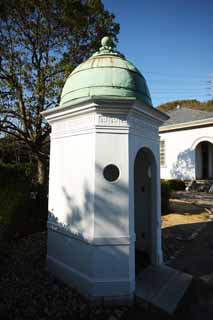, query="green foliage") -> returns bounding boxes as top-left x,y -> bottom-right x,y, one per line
0,163 -> 47,240
0,135 -> 34,164
0,162 -> 34,183
161,179 -> 186,215
158,99 -> 213,113
165,179 -> 186,191
0,180 -> 30,223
